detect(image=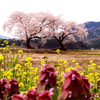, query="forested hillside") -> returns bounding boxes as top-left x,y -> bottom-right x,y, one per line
84,21 -> 100,39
